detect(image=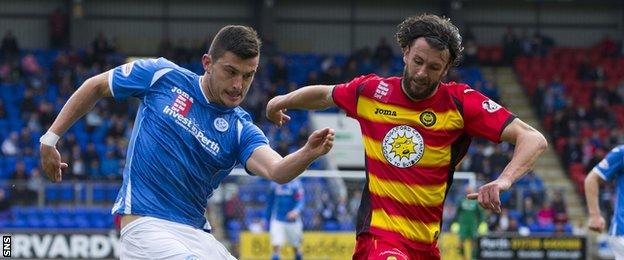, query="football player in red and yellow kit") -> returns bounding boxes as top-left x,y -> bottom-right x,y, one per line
266,14 -> 547,260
